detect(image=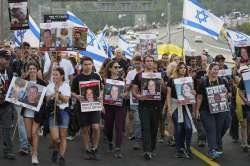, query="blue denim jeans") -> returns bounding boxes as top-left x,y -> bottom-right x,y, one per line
14,105 -> 29,149
130,105 -> 141,143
